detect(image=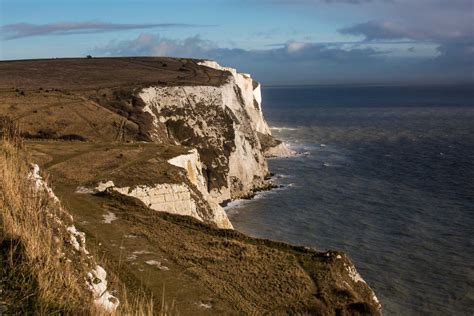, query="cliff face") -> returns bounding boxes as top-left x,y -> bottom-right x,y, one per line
166,149 -> 232,228
139,61 -> 275,205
